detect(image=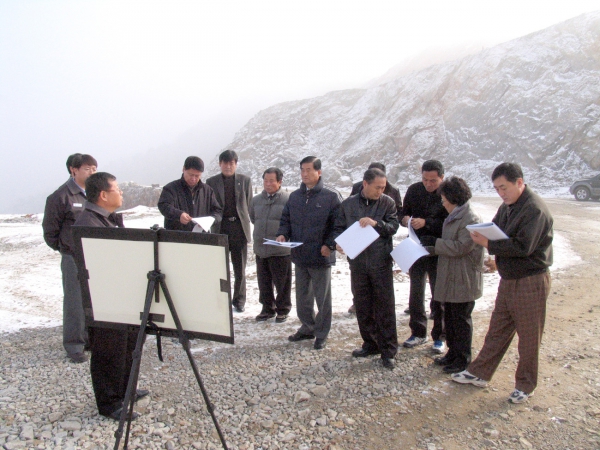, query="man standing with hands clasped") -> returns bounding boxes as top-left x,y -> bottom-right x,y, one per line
452,162 -> 553,404
334,168 -> 399,369
276,156 -> 342,350
207,150 -> 253,313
